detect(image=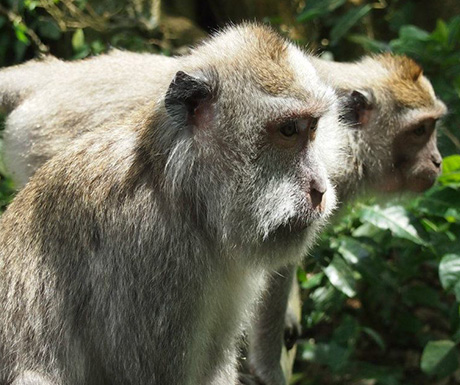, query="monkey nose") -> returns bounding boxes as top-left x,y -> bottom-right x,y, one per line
432,155 -> 442,169
310,178 -> 327,210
